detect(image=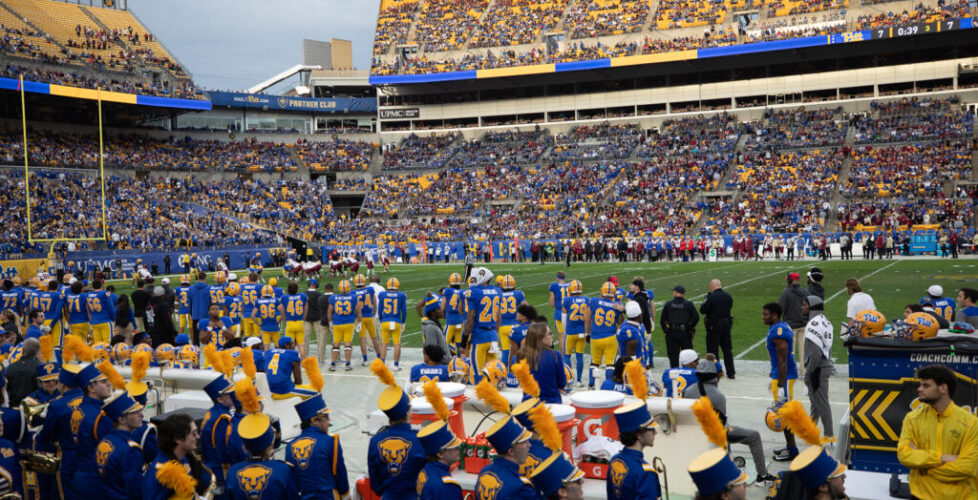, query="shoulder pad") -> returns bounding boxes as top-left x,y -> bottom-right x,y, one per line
642,465 -> 658,473
442,477 -> 461,487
